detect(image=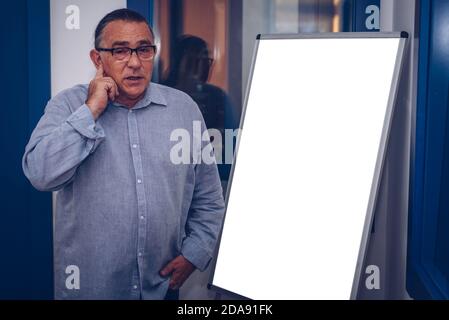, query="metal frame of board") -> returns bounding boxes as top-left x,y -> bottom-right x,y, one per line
208,32 -> 408,300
